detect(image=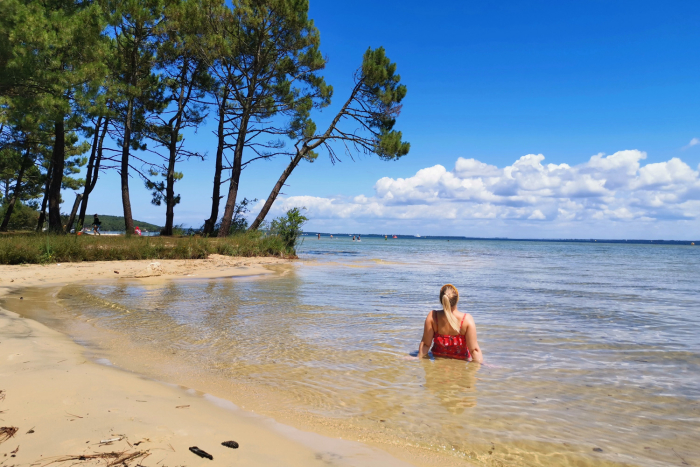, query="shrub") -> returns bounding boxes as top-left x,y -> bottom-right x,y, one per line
0,201 -> 40,231
270,207 -> 308,254
0,231 -> 290,265
208,198 -> 257,237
